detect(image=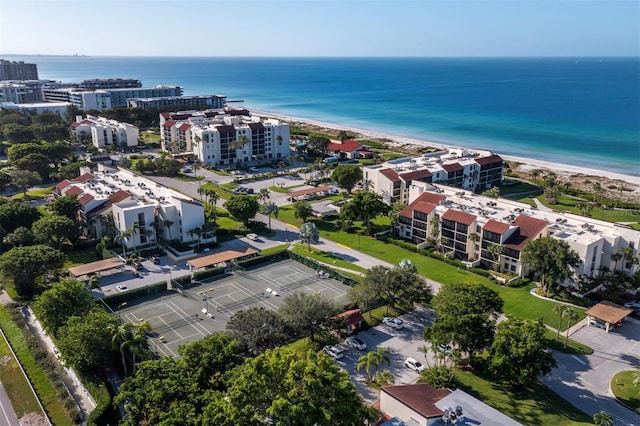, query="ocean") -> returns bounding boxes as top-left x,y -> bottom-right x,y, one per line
8,56 -> 640,176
